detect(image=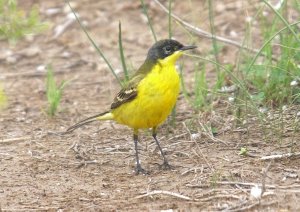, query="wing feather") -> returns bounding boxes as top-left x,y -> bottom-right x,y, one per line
110,60 -> 155,110
111,86 -> 137,109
